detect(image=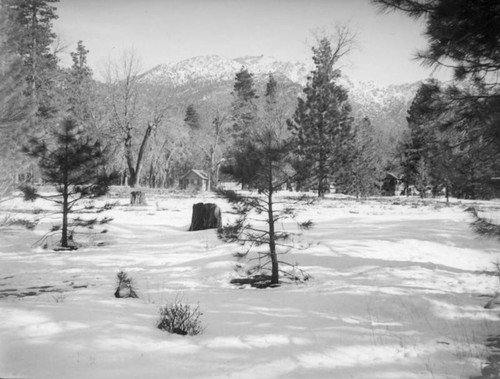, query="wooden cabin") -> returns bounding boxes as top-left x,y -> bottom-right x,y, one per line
179,169 -> 209,191
381,172 -> 401,196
